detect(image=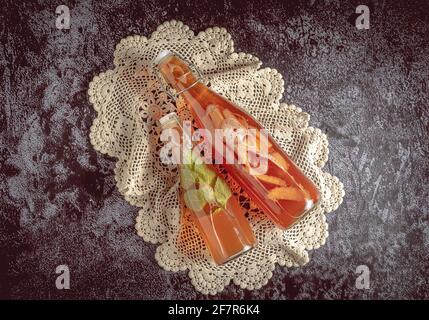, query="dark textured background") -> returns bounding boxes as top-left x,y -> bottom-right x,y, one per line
1,0 -> 428,299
